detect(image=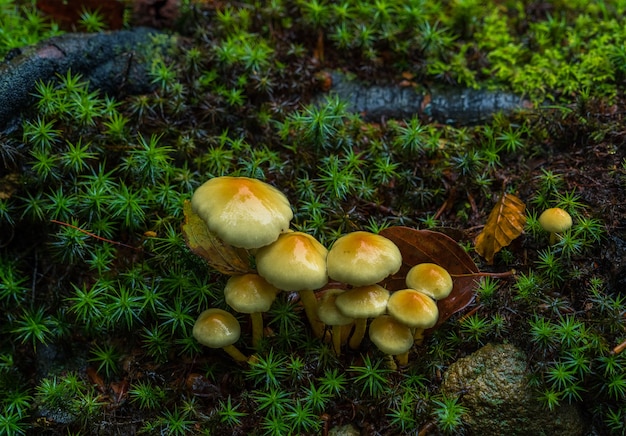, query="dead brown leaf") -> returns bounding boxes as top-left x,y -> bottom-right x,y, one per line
474,193 -> 526,265
181,200 -> 253,275
379,226 -> 480,328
